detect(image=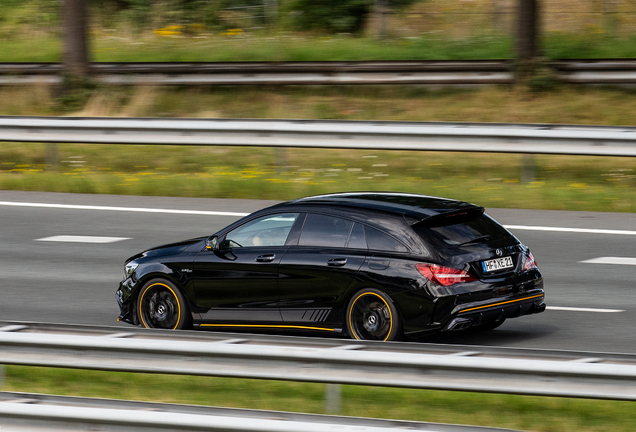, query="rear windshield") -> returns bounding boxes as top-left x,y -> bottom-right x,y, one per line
413,212 -> 513,249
